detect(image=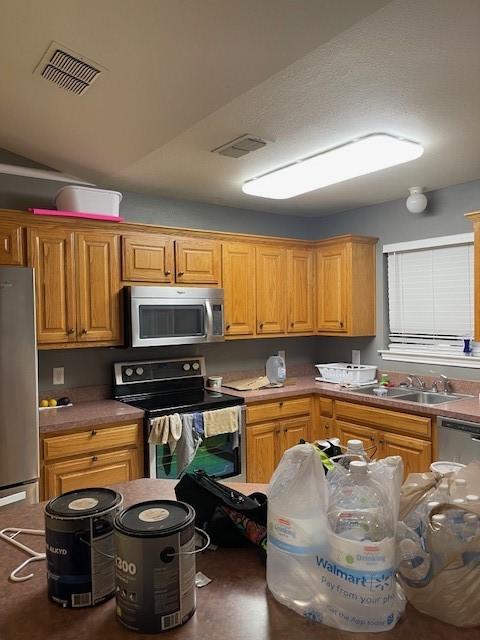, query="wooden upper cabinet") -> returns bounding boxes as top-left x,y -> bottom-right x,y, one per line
28,229 -> 76,344
256,245 -> 286,334
222,242 -> 256,336
316,237 -> 377,336
76,232 -> 121,342
0,221 -> 24,265
316,243 -> 347,332
122,234 -> 174,283
287,248 -> 314,333
175,238 -> 221,285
